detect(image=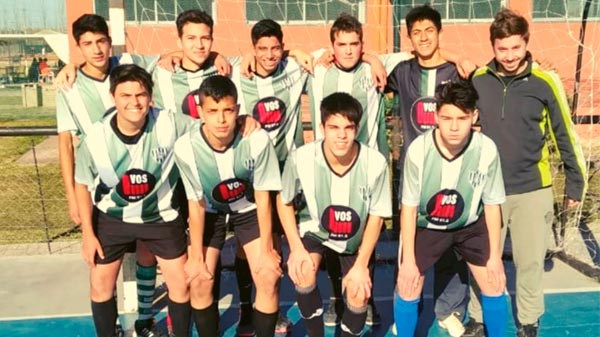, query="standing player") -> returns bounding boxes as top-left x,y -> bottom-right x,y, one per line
229,18 -> 308,336
394,81 -> 507,337
277,92 -> 392,337
173,76 -> 283,337
385,5 -> 469,336
466,9 -> 587,337
74,64 -> 194,337
55,14 -> 164,337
